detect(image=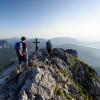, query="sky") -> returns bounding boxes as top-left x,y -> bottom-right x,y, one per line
0,0 -> 100,41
